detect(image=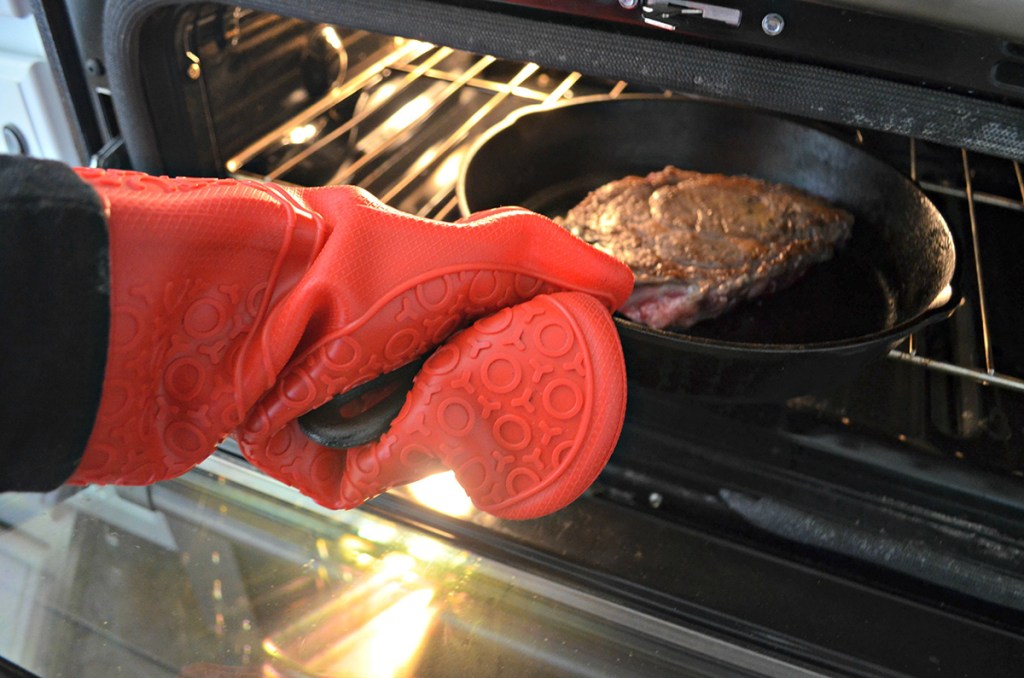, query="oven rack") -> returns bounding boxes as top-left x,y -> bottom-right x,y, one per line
226,38 -> 630,217
892,148 -> 1024,395
225,37 -> 1024,398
